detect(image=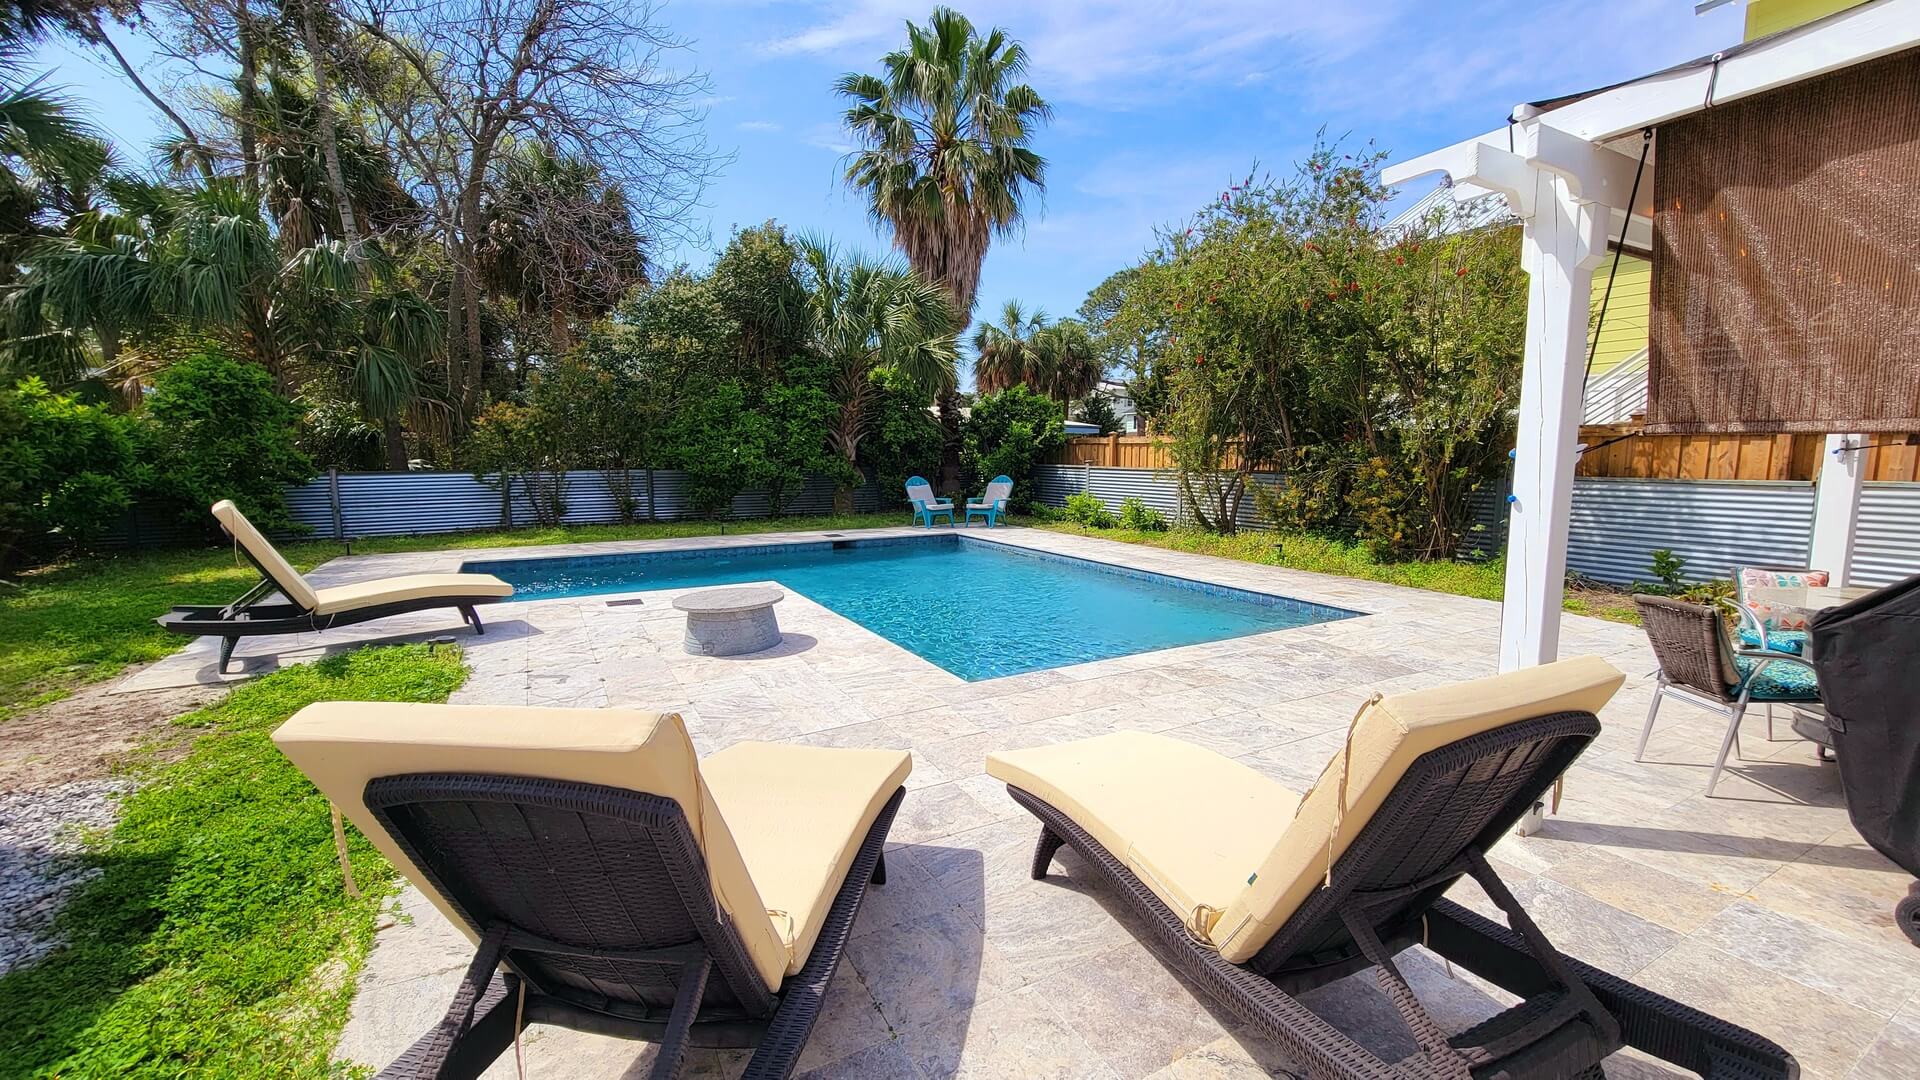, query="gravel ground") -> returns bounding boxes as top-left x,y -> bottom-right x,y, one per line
0,779 -> 129,977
